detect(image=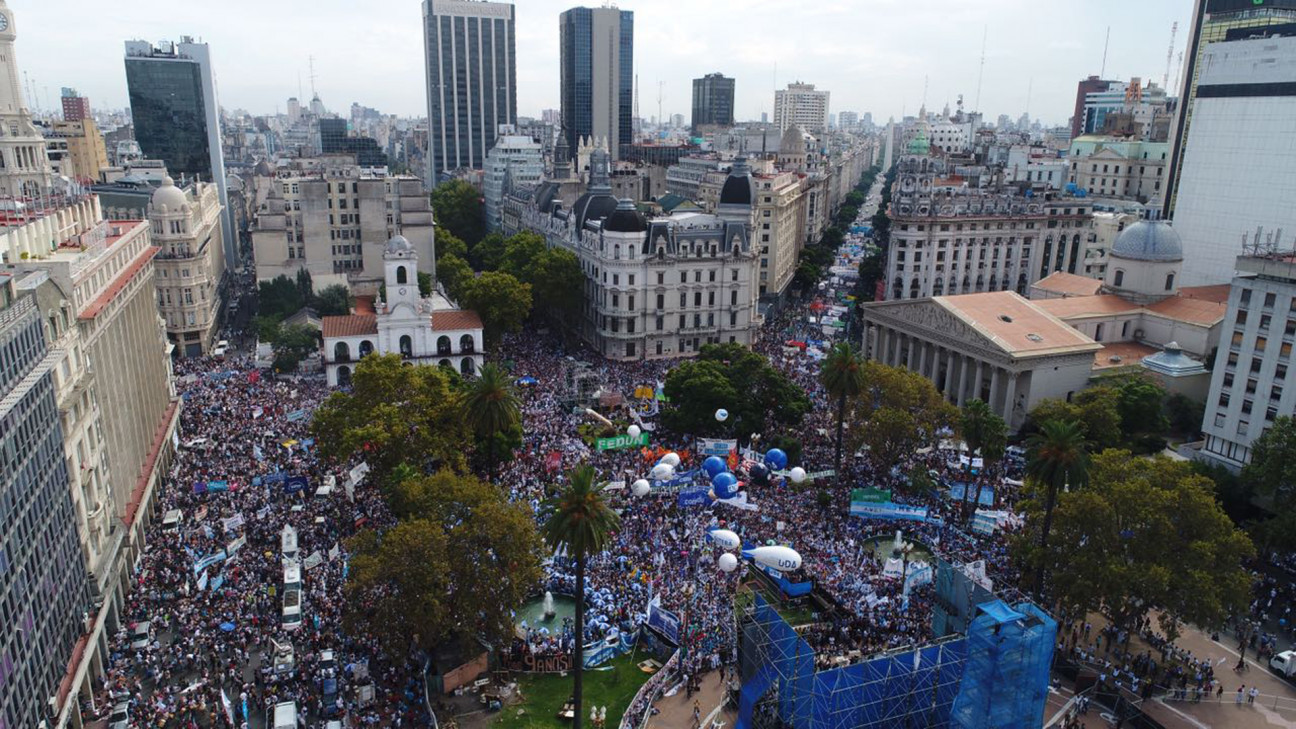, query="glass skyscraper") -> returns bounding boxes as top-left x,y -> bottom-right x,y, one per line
423,0 -> 517,182
560,6 -> 634,160
692,73 -> 735,133
124,38 -> 235,270
0,282 -> 91,729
